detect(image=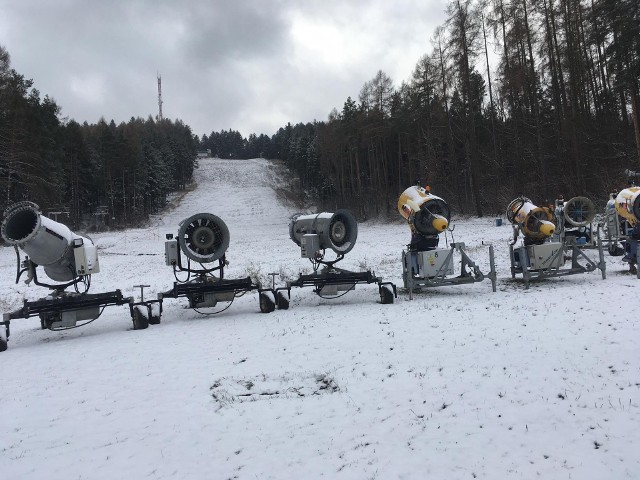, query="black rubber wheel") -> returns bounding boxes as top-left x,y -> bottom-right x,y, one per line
259,292 -> 276,313
148,315 -> 161,325
132,308 -> 149,330
0,337 -> 7,352
380,285 -> 395,304
276,291 -> 290,310
608,242 -> 624,256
